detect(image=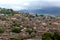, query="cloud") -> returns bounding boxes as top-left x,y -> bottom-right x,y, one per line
0,0 -> 39,4
0,0 -> 60,10
23,3 -> 30,6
